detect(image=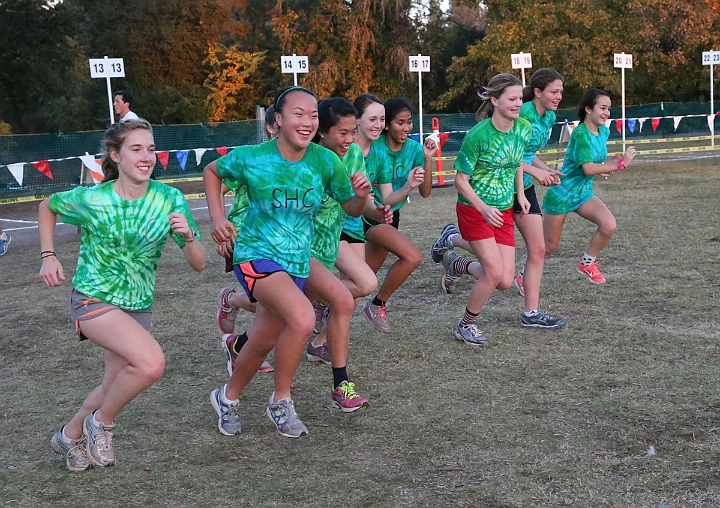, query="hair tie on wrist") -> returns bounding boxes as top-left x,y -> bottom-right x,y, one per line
41,250 -> 56,259
616,156 -> 625,170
